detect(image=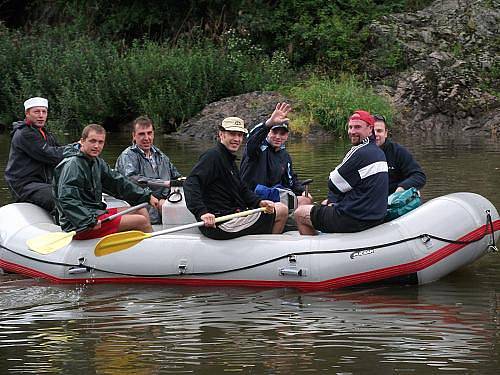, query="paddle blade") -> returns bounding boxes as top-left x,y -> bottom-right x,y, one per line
94,231 -> 152,257
27,231 -> 76,254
